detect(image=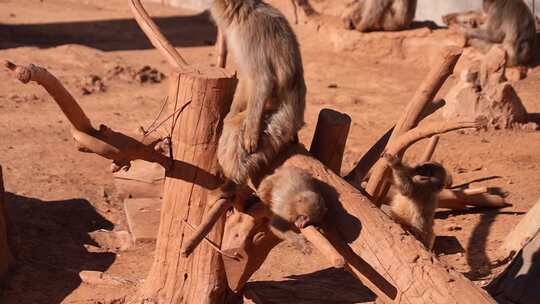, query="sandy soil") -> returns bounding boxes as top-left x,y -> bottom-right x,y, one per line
1,0 -> 539,303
